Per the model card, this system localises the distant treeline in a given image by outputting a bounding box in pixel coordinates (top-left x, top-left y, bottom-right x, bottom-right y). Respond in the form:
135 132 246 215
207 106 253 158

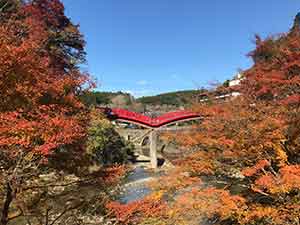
79 91 130 106
80 89 206 107
137 90 206 106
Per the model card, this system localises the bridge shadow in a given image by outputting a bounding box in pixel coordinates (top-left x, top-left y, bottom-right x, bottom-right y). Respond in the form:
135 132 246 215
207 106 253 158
130 157 165 167
157 158 165 167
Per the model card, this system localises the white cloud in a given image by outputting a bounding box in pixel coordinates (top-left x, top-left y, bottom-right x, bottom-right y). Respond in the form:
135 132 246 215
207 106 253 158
125 89 153 97
124 90 134 95
171 74 179 79
136 80 148 86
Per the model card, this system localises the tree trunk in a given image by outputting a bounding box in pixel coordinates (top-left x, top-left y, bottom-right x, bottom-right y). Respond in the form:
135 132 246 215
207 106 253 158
1 182 13 225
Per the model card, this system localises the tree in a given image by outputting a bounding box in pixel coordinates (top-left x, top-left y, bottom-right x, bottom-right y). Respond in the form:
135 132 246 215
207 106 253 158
86 109 134 166
291 12 300 32
0 0 21 15
0 1 90 224
23 0 86 70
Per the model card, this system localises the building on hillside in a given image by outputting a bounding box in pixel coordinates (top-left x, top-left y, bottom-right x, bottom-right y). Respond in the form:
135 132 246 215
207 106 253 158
198 73 243 103
229 73 243 87
228 72 243 97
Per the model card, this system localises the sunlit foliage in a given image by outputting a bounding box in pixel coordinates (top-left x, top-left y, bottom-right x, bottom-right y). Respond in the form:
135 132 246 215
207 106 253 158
0 1 92 224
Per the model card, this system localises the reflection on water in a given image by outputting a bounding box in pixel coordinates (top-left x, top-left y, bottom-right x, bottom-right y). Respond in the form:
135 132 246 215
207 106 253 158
118 167 153 204
117 166 249 206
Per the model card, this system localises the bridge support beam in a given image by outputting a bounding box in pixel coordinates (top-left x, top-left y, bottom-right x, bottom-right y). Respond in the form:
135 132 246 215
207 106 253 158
149 130 158 169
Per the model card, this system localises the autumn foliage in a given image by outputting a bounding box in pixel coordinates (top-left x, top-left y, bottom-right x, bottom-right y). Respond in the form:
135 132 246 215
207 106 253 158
0 1 93 224
0 0 90 157
2 1 300 224
106 192 167 225
109 14 300 225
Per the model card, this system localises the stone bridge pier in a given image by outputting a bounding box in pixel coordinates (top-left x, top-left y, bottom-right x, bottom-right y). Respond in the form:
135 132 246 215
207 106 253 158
116 127 187 169
116 128 160 168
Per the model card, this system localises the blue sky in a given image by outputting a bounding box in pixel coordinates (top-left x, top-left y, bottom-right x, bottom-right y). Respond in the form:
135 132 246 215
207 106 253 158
62 0 299 97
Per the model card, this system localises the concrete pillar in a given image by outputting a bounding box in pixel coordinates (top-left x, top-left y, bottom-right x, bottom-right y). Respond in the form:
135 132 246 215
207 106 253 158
149 129 158 169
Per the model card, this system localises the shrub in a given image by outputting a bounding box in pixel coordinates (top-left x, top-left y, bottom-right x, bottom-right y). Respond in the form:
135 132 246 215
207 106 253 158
86 109 134 166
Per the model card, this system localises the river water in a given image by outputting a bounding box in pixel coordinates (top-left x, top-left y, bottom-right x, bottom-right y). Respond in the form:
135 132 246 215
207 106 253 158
117 165 248 204
117 166 154 203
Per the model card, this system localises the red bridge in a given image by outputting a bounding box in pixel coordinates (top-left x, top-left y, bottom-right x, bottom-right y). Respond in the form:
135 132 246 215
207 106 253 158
99 107 202 169
102 108 202 128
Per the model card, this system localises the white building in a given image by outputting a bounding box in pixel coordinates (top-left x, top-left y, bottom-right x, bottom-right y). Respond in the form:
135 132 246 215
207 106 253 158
228 73 243 97
229 73 243 87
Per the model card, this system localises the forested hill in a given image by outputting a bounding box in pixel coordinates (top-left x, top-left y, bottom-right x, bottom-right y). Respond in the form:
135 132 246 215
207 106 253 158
80 89 204 107
137 90 204 106
79 91 133 106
